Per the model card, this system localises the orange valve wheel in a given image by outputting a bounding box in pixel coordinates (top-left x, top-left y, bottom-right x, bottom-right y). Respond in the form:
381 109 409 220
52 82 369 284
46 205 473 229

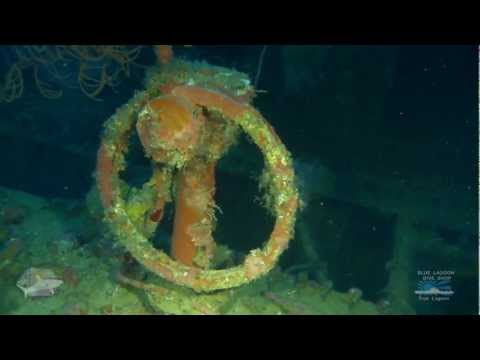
95 60 299 292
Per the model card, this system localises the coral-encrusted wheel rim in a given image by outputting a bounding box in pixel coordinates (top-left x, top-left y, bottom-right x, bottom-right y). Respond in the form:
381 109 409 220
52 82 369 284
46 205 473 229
96 85 299 292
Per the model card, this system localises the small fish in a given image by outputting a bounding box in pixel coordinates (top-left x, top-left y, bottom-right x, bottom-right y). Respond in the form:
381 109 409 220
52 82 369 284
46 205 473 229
16 267 63 298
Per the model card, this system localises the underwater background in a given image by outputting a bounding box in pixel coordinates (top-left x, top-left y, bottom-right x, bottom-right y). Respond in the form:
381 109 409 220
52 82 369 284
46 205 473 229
0 45 477 315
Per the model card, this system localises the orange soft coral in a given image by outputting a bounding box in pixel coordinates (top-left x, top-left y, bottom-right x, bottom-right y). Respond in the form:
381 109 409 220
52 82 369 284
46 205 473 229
137 95 203 165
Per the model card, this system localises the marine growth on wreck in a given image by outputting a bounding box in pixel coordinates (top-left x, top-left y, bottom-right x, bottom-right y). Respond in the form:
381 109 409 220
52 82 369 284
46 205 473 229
0 44 476 315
